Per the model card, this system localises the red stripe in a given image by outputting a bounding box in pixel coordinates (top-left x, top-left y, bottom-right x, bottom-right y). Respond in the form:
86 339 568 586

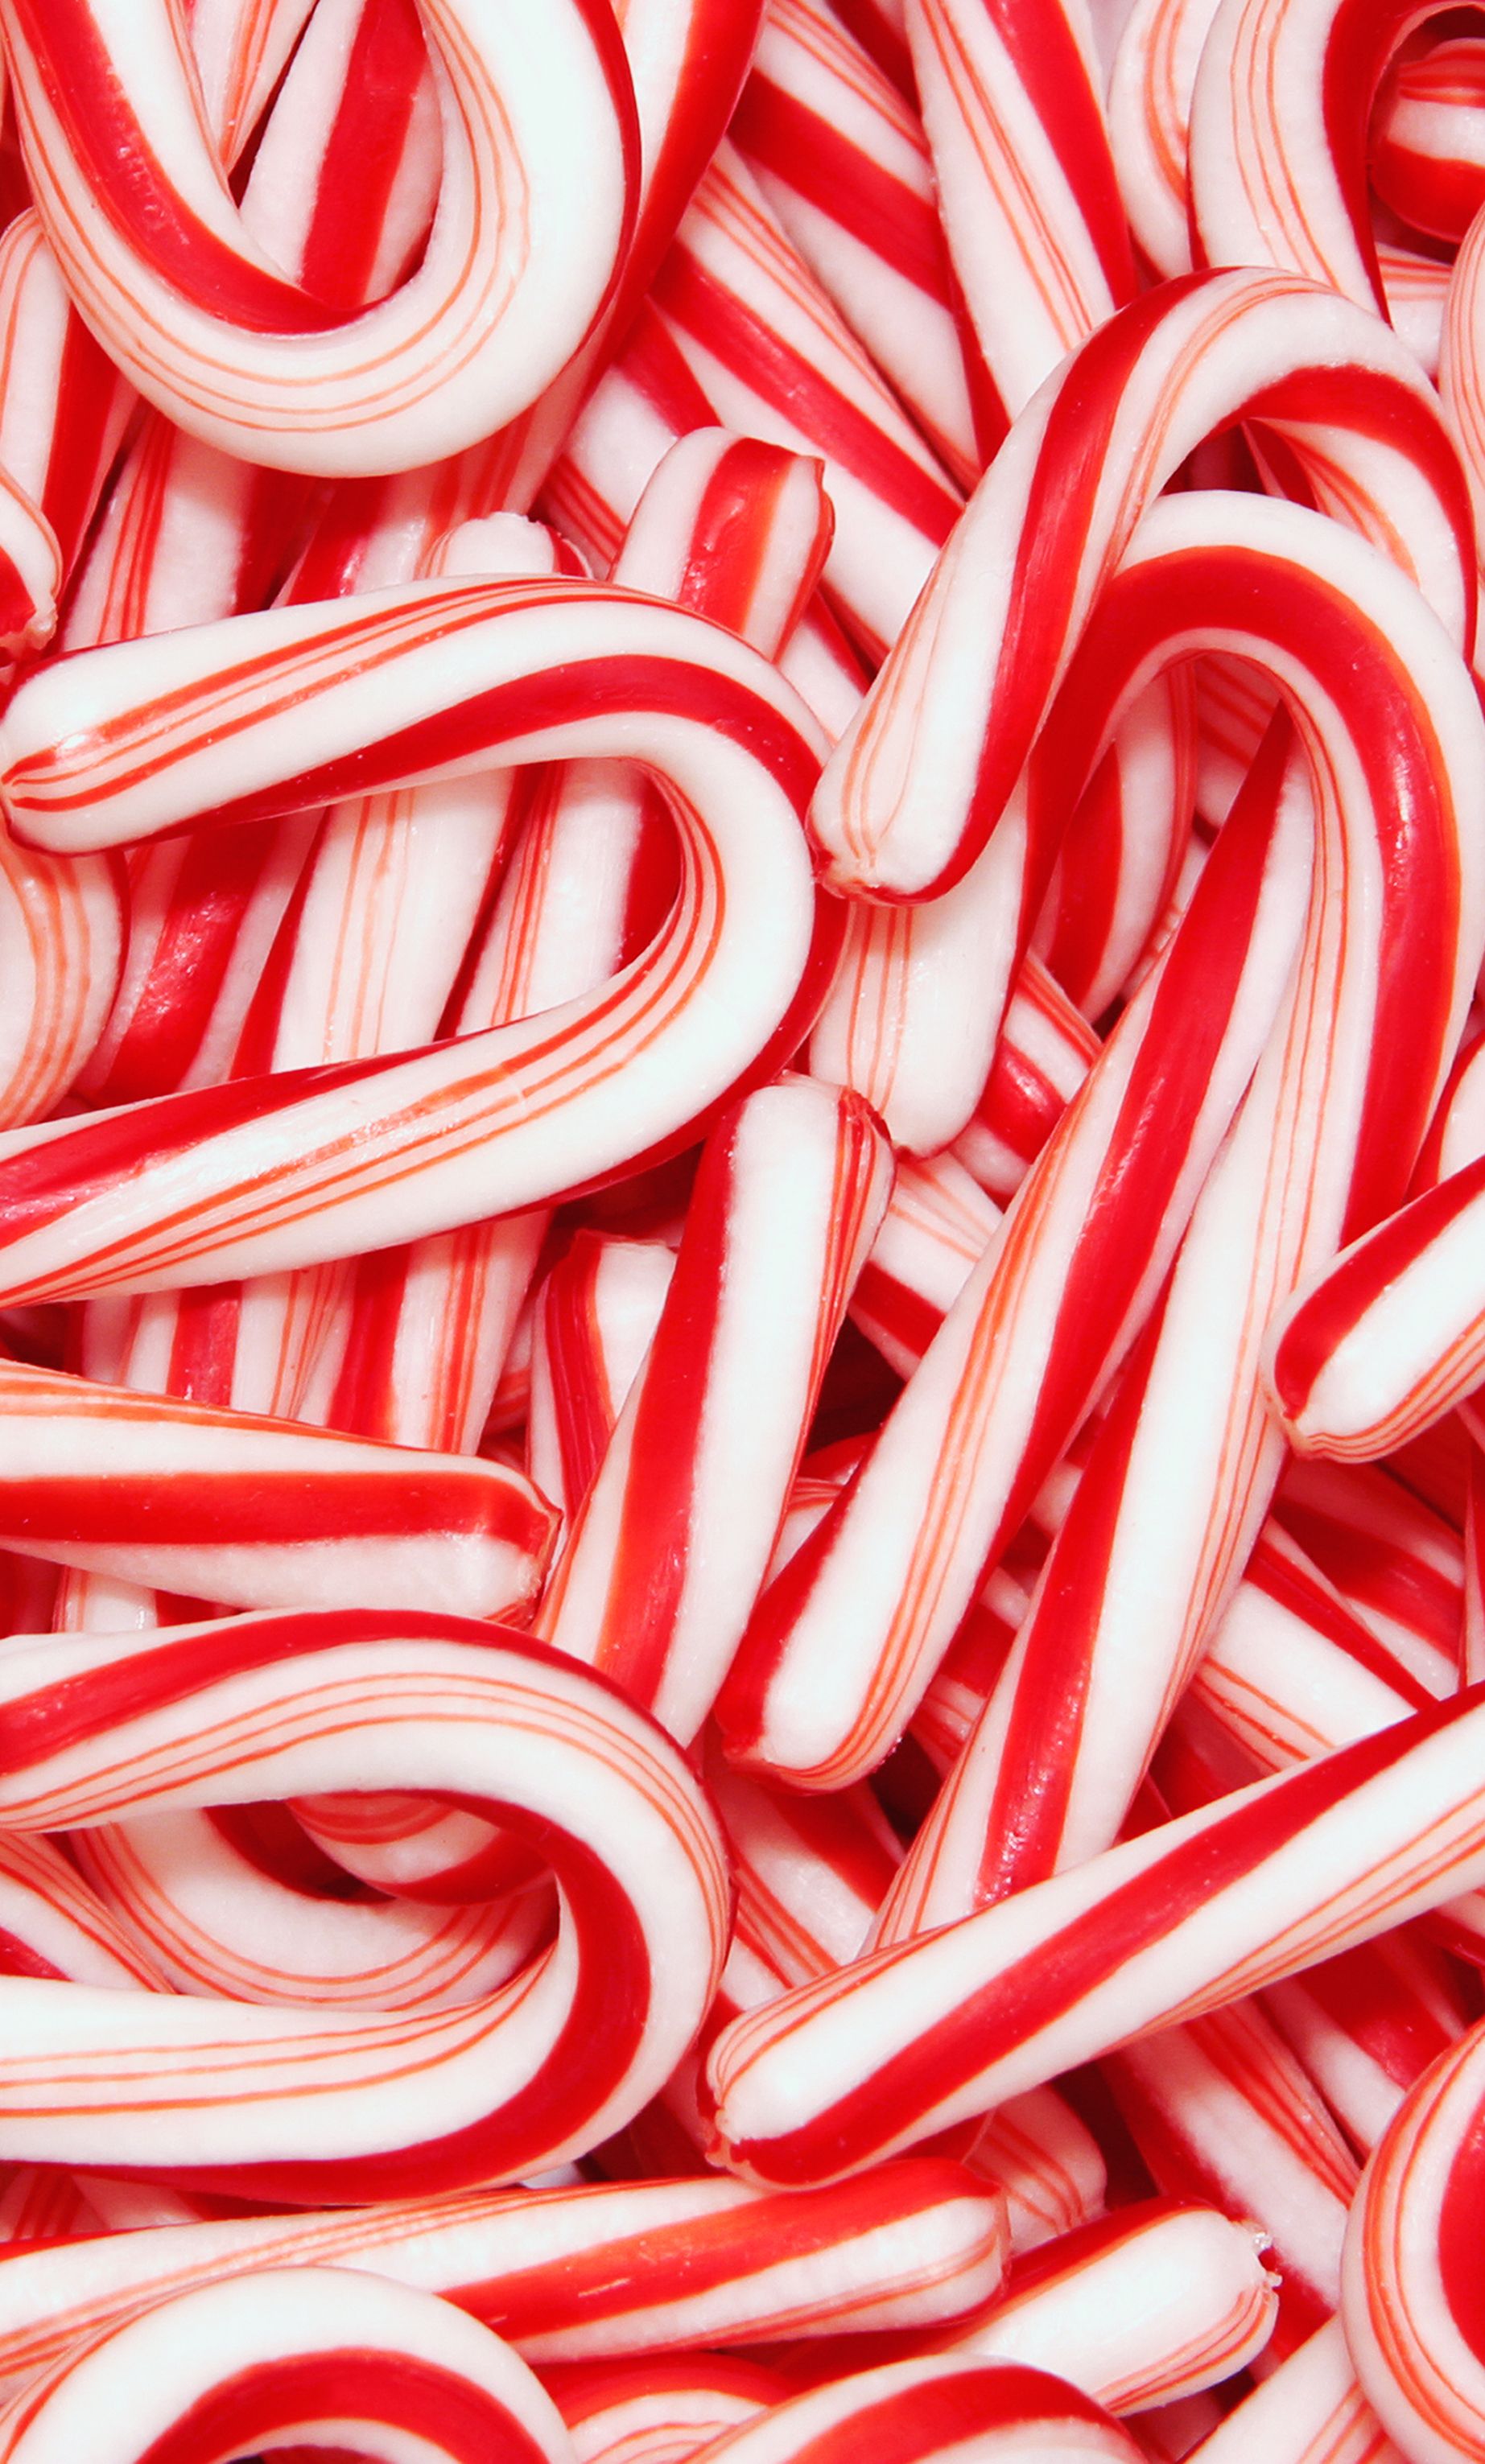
0 1462 548 1549
592 1103 740 1706
298 0 430 313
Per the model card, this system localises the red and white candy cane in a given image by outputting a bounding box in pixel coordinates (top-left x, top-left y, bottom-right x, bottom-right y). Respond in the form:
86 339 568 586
0 574 831 1300
848 1150 1000 1379
0 1613 728 2197
0 2160 1010 2394
707 1676 1485 2188
786 2202 1277 2417
1 0 640 473
904 0 1134 426
730 0 988 486
812 266 1475 903
1186 0 1444 323
1103 1999 1359 2352
953 954 1099 1203
0 1354 554 1616
859 485 1484 1889
716 590 1311 1790
1342 2014 1485 2462
952 2203 1277 2414
1185 2320 1400 2464
68 1794 552 2010
319 428 834 1467
0 2265 573 2464
965 2087 1106 2256
539 1077 893 1743
1264 1930 1472 2157
1267 1150 1485 1463
1274 1458 1463 1684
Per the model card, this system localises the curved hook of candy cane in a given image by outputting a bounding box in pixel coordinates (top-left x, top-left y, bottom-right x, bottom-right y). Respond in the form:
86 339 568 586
1341 2015 1485 2464
811 266 1474 900
0 2265 573 2464
1 0 641 474
1187 0 1435 318
1265 1153 1485 1463
0 1613 729 2196
0 577 829 1302
683 2355 1146 2464
720 481 1485 1796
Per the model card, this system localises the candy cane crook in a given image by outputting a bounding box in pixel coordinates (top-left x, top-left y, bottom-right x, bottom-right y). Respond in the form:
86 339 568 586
2 0 641 474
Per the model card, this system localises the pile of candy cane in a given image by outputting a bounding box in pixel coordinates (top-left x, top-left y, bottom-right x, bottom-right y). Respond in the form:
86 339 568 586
2 0 1485 2456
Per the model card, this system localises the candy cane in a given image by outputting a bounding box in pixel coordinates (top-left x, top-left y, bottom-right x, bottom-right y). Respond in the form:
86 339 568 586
0 2266 574 2464
539 1077 893 1742
1185 2320 1402 2464
731 0 987 485
313 429 834 1468
0 216 130 654
0 1355 553 1615
950 2204 1277 2414
1268 1152 1485 1461
0 1832 163 1991
707 1676 1485 2187
1342 2015 1485 2463
1102 2000 1359 2351
850 488 1483 1881
965 2088 1106 2256
715 604 1314 1791
2 0 641 474
952 954 1099 1203
811 268 1474 903
1273 1460 1462 1686
0 1613 728 2195
1372 38 1485 244
0 2161 1009 2392
234 0 441 316
68 1803 555 2010
903 0 1135 425
0 576 829 1301
1186 0 1429 319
